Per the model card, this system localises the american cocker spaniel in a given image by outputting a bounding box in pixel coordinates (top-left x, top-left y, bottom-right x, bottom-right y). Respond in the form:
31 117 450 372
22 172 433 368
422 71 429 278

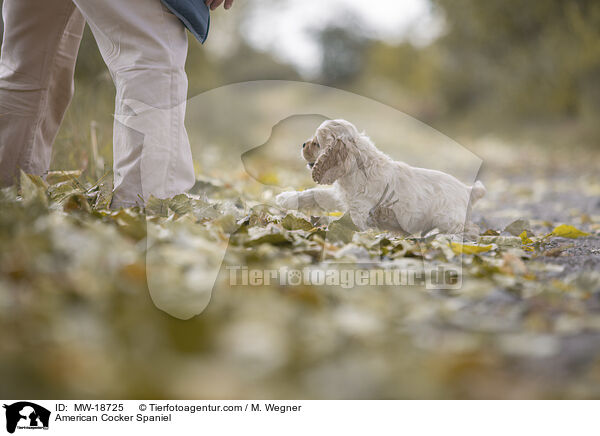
276 119 486 237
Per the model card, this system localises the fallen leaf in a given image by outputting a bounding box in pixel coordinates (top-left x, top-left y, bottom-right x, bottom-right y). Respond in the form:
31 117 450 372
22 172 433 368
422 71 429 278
327 214 358 244
245 224 291 247
281 214 313 231
548 224 590 239
168 194 193 215
519 230 533 245
450 242 493 255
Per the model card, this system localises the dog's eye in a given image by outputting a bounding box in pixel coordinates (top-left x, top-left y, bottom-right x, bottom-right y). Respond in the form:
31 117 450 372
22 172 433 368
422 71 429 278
302 142 306 148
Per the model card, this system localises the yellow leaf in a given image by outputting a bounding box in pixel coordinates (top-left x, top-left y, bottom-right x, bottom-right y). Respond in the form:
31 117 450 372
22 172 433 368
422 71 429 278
519 230 533 244
450 242 493 255
549 224 590 239
328 211 344 217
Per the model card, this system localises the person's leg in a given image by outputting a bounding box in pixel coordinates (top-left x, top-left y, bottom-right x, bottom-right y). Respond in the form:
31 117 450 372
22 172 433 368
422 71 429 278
0 0 85 186
73 0 195 207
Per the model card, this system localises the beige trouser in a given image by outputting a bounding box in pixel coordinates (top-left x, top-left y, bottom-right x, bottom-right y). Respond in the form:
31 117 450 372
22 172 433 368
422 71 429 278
0 0 195 206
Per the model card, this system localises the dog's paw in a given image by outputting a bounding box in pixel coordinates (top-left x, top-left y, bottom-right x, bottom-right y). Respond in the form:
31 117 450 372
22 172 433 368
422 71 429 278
276 191 299 210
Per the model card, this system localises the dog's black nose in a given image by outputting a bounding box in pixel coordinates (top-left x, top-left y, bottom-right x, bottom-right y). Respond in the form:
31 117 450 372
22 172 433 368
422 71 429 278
302 142 306 148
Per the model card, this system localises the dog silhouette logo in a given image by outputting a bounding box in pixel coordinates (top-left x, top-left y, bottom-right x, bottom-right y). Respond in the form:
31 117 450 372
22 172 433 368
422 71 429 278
3 402 50 434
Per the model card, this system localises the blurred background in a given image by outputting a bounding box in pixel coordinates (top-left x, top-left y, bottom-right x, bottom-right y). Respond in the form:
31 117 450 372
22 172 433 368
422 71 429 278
0 0 596 173
59 0 600 174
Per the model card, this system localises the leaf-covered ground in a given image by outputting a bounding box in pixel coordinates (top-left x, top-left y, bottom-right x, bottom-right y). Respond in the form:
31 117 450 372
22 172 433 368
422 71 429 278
1 141 600 399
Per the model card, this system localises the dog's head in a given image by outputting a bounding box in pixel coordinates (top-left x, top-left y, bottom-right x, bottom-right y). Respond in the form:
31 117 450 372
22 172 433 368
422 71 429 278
301 119 359 185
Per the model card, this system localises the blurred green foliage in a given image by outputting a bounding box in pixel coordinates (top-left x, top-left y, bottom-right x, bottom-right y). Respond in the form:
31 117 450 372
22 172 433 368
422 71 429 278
316 0 600 141
432 0 600 131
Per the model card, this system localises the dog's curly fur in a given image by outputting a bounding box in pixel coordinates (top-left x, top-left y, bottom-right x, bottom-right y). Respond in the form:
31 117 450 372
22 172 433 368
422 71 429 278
276 119 486 236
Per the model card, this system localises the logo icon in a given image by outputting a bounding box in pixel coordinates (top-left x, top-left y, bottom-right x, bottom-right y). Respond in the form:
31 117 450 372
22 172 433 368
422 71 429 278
3 402 50 434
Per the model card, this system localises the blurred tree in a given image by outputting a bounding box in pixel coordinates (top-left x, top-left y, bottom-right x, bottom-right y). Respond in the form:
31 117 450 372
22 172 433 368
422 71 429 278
431 0 600 126
341 0 600 141
317 26 370 85
313 10 371 86
358 41 444 122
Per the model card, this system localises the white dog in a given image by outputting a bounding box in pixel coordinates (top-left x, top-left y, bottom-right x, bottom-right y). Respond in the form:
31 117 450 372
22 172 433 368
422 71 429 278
276 119 485 237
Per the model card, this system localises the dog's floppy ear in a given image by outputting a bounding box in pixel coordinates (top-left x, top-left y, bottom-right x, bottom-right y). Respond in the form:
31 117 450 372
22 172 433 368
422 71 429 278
312 138 349 184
